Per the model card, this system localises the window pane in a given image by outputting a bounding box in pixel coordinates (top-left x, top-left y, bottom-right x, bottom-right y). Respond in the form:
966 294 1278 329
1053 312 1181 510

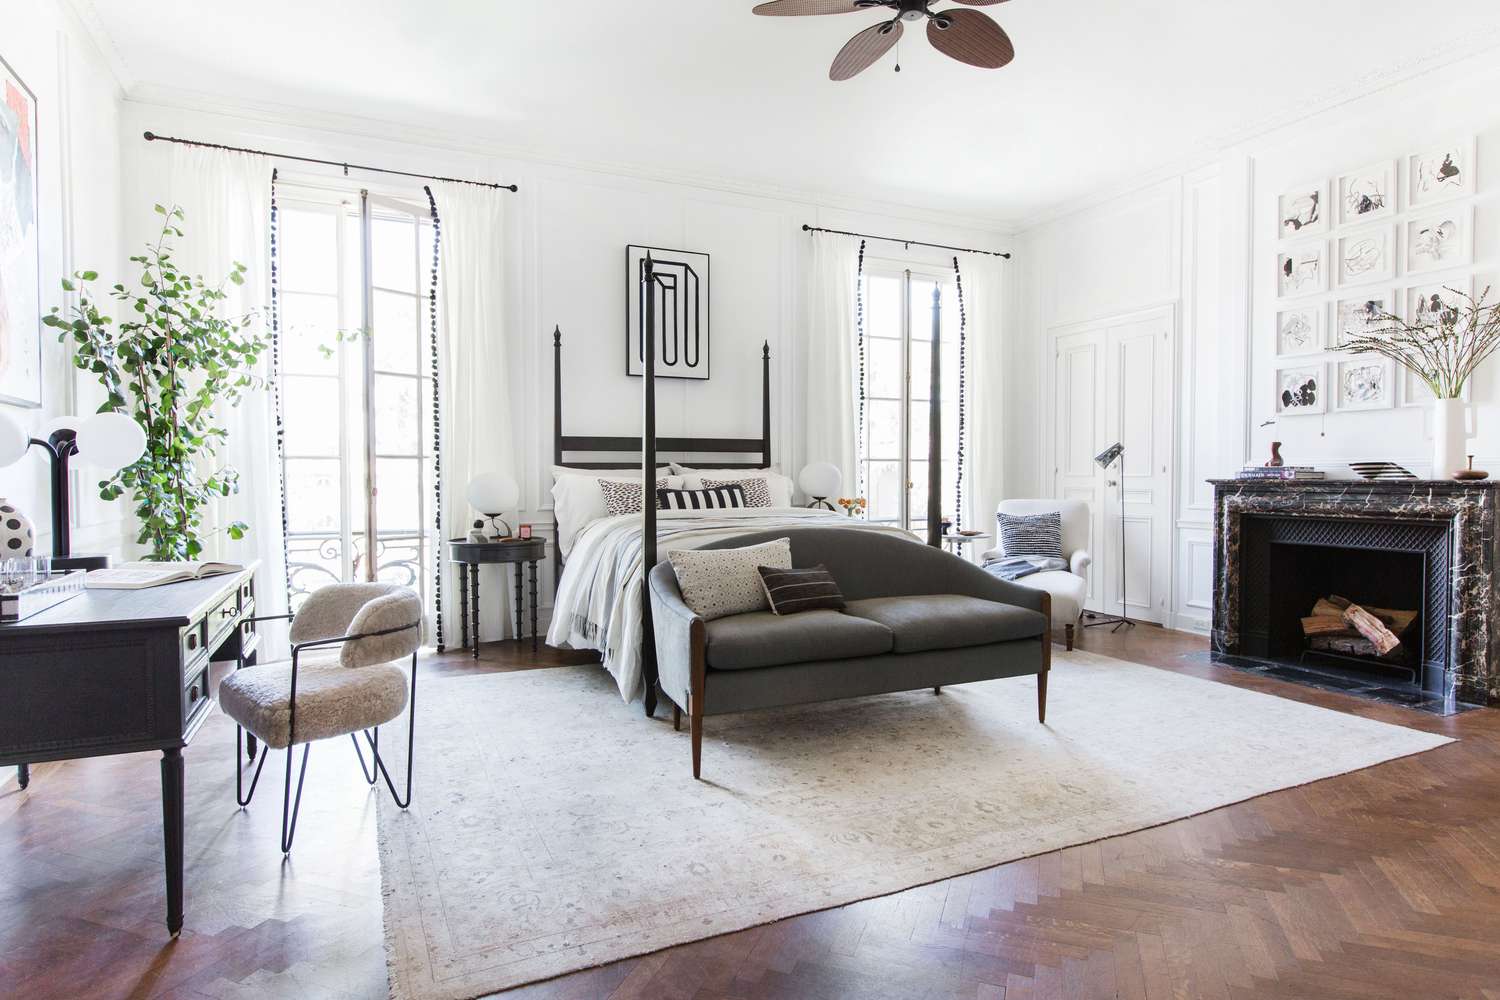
909 348 930 402
371 217 416 293
376 457 423 532
279 209 339 294
283 375 342 456
374 534 425 590
284 459 342 533
864 275 901 341
867 338 901 398
908 460 928 527
865 461 902 523
910 279 938 340
866 399 902 459
374 374 421 454
280 292 339 375
373 290 419 374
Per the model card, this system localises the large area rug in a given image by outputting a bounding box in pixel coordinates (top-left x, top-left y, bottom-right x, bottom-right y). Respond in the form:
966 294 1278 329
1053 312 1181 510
379 650 1451 1000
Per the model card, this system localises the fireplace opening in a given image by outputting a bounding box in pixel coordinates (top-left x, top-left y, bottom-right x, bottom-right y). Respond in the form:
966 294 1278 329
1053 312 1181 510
1264 543 1426 683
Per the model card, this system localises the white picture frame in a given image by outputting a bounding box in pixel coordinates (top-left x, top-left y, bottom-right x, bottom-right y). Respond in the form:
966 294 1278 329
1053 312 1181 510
1277 240 1326 298
1406 206 1473 274
1338 160 1397 226
1406 275 1474 325
1276 303 1323 356
1409 138 1475 208
1336 223 1397 287
1277 180 1328 239
1275 362 1326 416
1332 356 1395 412
1333 290 1396 348
1400 365 1472 407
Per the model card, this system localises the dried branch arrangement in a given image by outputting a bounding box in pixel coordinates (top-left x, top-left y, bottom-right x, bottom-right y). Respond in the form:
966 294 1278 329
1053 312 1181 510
1337 285 1500 399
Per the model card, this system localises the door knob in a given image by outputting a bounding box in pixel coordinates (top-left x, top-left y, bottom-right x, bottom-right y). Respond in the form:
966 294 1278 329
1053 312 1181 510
1107 479 1118 486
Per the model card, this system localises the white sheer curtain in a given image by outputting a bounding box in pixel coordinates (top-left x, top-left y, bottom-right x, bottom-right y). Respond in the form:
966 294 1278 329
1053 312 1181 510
803 234 860 498
430 181 516 641
964 253 1009 534
165 145 289 656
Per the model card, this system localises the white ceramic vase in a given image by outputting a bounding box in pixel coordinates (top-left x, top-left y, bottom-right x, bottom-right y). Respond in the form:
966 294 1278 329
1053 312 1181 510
1431 397 1468 481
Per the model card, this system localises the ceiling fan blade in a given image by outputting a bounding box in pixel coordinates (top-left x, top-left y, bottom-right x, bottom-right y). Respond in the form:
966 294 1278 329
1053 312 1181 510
948 0 1010 6
927 8 1014 69
752 0 872 15
830 19 902 80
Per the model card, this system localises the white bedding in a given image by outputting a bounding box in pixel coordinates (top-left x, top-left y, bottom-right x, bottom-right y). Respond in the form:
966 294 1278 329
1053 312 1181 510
545 507 917 702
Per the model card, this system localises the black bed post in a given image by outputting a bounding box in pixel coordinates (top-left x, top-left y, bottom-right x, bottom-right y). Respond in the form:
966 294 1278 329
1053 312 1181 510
762 340 772 468
553 326 564 593
927 285 942 547
640 255 660 718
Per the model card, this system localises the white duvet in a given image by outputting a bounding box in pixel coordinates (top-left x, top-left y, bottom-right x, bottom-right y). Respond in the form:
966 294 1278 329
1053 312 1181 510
546 508 916 702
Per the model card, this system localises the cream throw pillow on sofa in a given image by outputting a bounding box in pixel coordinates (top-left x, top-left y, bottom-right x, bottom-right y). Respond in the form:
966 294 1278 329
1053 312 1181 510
668 537 792 620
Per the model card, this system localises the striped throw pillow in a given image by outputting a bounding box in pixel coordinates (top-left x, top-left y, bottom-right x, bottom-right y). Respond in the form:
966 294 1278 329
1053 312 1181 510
756 564 846 615
657 485 747 510
599 478 670 516
702 476 771 507
997 511 1064 559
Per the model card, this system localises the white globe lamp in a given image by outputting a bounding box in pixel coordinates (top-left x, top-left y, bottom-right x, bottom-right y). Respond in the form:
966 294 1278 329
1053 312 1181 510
798 462 842 511
466 472 520 538
75 412 147 470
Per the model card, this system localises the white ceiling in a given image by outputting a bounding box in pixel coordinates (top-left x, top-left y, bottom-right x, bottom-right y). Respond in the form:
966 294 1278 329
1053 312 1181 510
77 0 1500 227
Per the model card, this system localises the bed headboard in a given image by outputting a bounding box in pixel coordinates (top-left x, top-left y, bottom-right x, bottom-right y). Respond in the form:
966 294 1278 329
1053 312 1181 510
552 327 772 472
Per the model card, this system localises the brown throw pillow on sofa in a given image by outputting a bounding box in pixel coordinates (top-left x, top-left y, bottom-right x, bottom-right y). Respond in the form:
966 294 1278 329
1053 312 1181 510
756 564 846 615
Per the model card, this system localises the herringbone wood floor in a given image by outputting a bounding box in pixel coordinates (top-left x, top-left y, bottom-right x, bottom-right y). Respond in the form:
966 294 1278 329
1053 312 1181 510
2 624 1496 1000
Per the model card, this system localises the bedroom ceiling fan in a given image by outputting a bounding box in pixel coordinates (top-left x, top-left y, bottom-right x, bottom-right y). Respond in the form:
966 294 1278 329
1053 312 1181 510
752 0 1016 81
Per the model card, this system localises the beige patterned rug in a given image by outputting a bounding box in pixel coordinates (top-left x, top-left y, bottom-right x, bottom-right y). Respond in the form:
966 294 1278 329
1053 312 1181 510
378 650 1450 1000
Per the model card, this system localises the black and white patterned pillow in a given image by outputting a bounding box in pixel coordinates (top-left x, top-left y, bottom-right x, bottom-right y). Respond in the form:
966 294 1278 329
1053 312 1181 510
598 478 669 516
997 511 1064 559
702 476 771 508
669 537 793 620
657 485 747 510
757 564 845 615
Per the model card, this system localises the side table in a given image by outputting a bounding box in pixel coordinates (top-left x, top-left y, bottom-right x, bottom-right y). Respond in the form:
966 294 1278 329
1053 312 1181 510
449 538 547 658
942 531 994 562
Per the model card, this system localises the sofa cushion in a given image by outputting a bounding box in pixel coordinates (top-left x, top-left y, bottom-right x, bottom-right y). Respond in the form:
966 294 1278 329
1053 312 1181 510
843 595 1046 653
704 609 893 671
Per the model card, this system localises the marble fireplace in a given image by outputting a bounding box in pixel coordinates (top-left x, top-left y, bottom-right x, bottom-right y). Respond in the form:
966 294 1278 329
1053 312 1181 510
1212 479 1500 707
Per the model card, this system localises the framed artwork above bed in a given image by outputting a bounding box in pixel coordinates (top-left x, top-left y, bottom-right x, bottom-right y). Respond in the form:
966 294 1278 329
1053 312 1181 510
626 244 710 380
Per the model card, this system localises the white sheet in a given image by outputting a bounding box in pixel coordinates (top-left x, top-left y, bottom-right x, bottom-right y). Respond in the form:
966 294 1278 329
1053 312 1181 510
545 508 917 702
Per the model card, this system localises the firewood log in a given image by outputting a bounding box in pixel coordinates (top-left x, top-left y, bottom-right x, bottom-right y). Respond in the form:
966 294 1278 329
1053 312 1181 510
1301 615 1358 637
1342 604 1401 655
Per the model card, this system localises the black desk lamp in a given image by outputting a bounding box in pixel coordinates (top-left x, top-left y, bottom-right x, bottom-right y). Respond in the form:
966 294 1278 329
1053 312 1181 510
1086 442 1134 633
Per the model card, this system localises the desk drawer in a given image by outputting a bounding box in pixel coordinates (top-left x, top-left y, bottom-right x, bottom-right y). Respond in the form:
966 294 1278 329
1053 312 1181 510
184 660 211 731
182 620 207 663
206 591 240 645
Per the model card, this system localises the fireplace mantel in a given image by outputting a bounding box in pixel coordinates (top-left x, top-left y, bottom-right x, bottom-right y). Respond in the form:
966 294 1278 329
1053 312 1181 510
1211 479 1499 706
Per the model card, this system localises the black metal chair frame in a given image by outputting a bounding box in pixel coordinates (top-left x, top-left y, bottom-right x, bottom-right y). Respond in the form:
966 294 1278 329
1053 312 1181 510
234 614 420 854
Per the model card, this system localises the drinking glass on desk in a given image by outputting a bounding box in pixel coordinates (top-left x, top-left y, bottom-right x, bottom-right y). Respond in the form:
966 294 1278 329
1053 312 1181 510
1 558 26 594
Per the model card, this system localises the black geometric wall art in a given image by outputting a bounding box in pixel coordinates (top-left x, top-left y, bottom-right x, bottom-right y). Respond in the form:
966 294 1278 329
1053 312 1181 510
626 244 710 380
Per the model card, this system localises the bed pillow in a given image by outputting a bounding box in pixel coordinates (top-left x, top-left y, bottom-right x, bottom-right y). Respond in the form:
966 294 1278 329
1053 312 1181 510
701 476 770 507
679 468 793 506
657 485 747 510
997 511 1064 560
756 564 846 615
598 478 671 516
551 471 682 556
668 537 792 620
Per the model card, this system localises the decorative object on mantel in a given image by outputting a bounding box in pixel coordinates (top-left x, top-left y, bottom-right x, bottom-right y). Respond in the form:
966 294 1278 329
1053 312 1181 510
797 462 841 510
1265 441 1284 467
466 472 521 539
1334 284 1500 480
626 244 709 380
1454 456 1489 482
1348 461 1417 481
1237 465 1324 481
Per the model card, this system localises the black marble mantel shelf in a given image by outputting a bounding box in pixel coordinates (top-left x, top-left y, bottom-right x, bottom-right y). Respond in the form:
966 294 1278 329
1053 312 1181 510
1211 477 1500 707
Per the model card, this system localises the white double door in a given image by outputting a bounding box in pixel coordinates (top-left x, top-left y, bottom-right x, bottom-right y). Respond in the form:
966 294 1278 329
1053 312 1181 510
1051 309 1174 625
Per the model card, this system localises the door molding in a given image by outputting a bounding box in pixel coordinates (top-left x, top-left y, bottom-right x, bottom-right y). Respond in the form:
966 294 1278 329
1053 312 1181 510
1043 303 1179 621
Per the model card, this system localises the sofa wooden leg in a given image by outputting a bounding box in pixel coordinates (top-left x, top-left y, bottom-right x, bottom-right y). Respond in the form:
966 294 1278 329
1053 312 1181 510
690 706 703 780
1037 669 1048 724
1039 593 1051 724
933 686 942 695
673 704 681 731
1065 623 1075 651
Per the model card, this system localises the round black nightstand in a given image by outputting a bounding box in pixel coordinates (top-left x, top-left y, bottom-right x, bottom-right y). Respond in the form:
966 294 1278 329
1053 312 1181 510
449 538 547 658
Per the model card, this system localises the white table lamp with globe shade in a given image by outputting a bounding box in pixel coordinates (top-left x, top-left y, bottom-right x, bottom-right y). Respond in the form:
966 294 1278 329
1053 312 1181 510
798 462 842 511
466 472 521 539
0 410 147 569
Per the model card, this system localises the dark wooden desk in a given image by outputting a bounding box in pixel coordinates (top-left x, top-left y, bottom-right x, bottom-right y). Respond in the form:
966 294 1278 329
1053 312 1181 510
450 538 545 656
0 565 259 936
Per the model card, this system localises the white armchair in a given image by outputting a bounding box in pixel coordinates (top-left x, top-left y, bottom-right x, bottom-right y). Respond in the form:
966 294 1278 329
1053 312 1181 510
982 499 1092 650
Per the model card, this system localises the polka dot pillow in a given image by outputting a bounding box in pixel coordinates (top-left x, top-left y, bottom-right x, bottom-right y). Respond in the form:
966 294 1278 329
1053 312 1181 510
668 537 793 620
598 478 670 516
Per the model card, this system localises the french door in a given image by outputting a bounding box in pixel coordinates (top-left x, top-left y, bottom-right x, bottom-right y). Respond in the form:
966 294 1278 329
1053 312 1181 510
1052 309 1173 623
276 186 437 611
858 265 964 533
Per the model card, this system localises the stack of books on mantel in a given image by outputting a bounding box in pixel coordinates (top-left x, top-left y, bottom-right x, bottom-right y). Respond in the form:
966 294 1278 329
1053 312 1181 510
1235 465 1326 481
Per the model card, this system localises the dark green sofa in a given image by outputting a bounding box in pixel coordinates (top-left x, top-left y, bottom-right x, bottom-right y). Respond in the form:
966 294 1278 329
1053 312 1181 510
647 527 1052 778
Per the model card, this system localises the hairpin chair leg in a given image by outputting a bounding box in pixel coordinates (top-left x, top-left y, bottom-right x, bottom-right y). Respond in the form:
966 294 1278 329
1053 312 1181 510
352 728 380 785
236 724 270 807
368 653 418 809
281 743 312 854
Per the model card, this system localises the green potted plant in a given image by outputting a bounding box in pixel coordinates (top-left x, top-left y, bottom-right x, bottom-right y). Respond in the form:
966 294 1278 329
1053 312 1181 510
44 205 268 560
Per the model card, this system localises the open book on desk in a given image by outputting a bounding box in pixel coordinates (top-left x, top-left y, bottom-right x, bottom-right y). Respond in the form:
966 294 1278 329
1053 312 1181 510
84 561 243 591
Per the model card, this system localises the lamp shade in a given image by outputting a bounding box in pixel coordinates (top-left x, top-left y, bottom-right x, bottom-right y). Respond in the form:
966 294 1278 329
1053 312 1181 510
466 472 519 514
798 461 842 499
1093 442 1124 469
0 411 27 467
76 412 147 470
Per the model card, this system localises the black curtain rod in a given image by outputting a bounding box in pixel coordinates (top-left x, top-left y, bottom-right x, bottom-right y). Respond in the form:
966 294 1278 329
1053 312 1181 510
142 131 519 192
801 223 1009 259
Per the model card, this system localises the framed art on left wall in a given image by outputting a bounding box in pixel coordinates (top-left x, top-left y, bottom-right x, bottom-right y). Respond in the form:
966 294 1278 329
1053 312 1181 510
0 54 40 407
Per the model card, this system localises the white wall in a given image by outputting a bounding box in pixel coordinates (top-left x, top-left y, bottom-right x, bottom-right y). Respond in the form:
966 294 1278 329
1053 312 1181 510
1012 48 1500 635
0 1 125 558
119 100 1010 636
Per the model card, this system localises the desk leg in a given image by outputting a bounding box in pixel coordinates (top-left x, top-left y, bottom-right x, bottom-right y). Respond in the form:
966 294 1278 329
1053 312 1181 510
514 563 523 646
457 565 469 650
16 764 29 789
160 747 185 936
529 560 539 654
471 565 480 661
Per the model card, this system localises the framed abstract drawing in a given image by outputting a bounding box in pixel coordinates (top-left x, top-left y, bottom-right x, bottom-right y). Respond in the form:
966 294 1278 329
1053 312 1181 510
625 244 710 381
1275 363 1325 416
1332 356 1395 412
1407 276 1473 326
1275 303 1323 356
0 54 41 407
1337 161 1396 226
1406 206 1473 274
1277 241 1326 298
1277 180 1328 238
1333 291 1395 348
1408 139 1474 209
1335 224 1397 288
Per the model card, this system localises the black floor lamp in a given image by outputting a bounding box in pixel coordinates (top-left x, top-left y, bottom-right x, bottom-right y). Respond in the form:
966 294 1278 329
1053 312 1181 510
1085 441 1134 633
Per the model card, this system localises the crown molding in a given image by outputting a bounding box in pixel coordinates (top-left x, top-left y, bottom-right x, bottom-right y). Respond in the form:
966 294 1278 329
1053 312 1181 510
121 84 1016 240
1012 24 1500 234
58 0 134 95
